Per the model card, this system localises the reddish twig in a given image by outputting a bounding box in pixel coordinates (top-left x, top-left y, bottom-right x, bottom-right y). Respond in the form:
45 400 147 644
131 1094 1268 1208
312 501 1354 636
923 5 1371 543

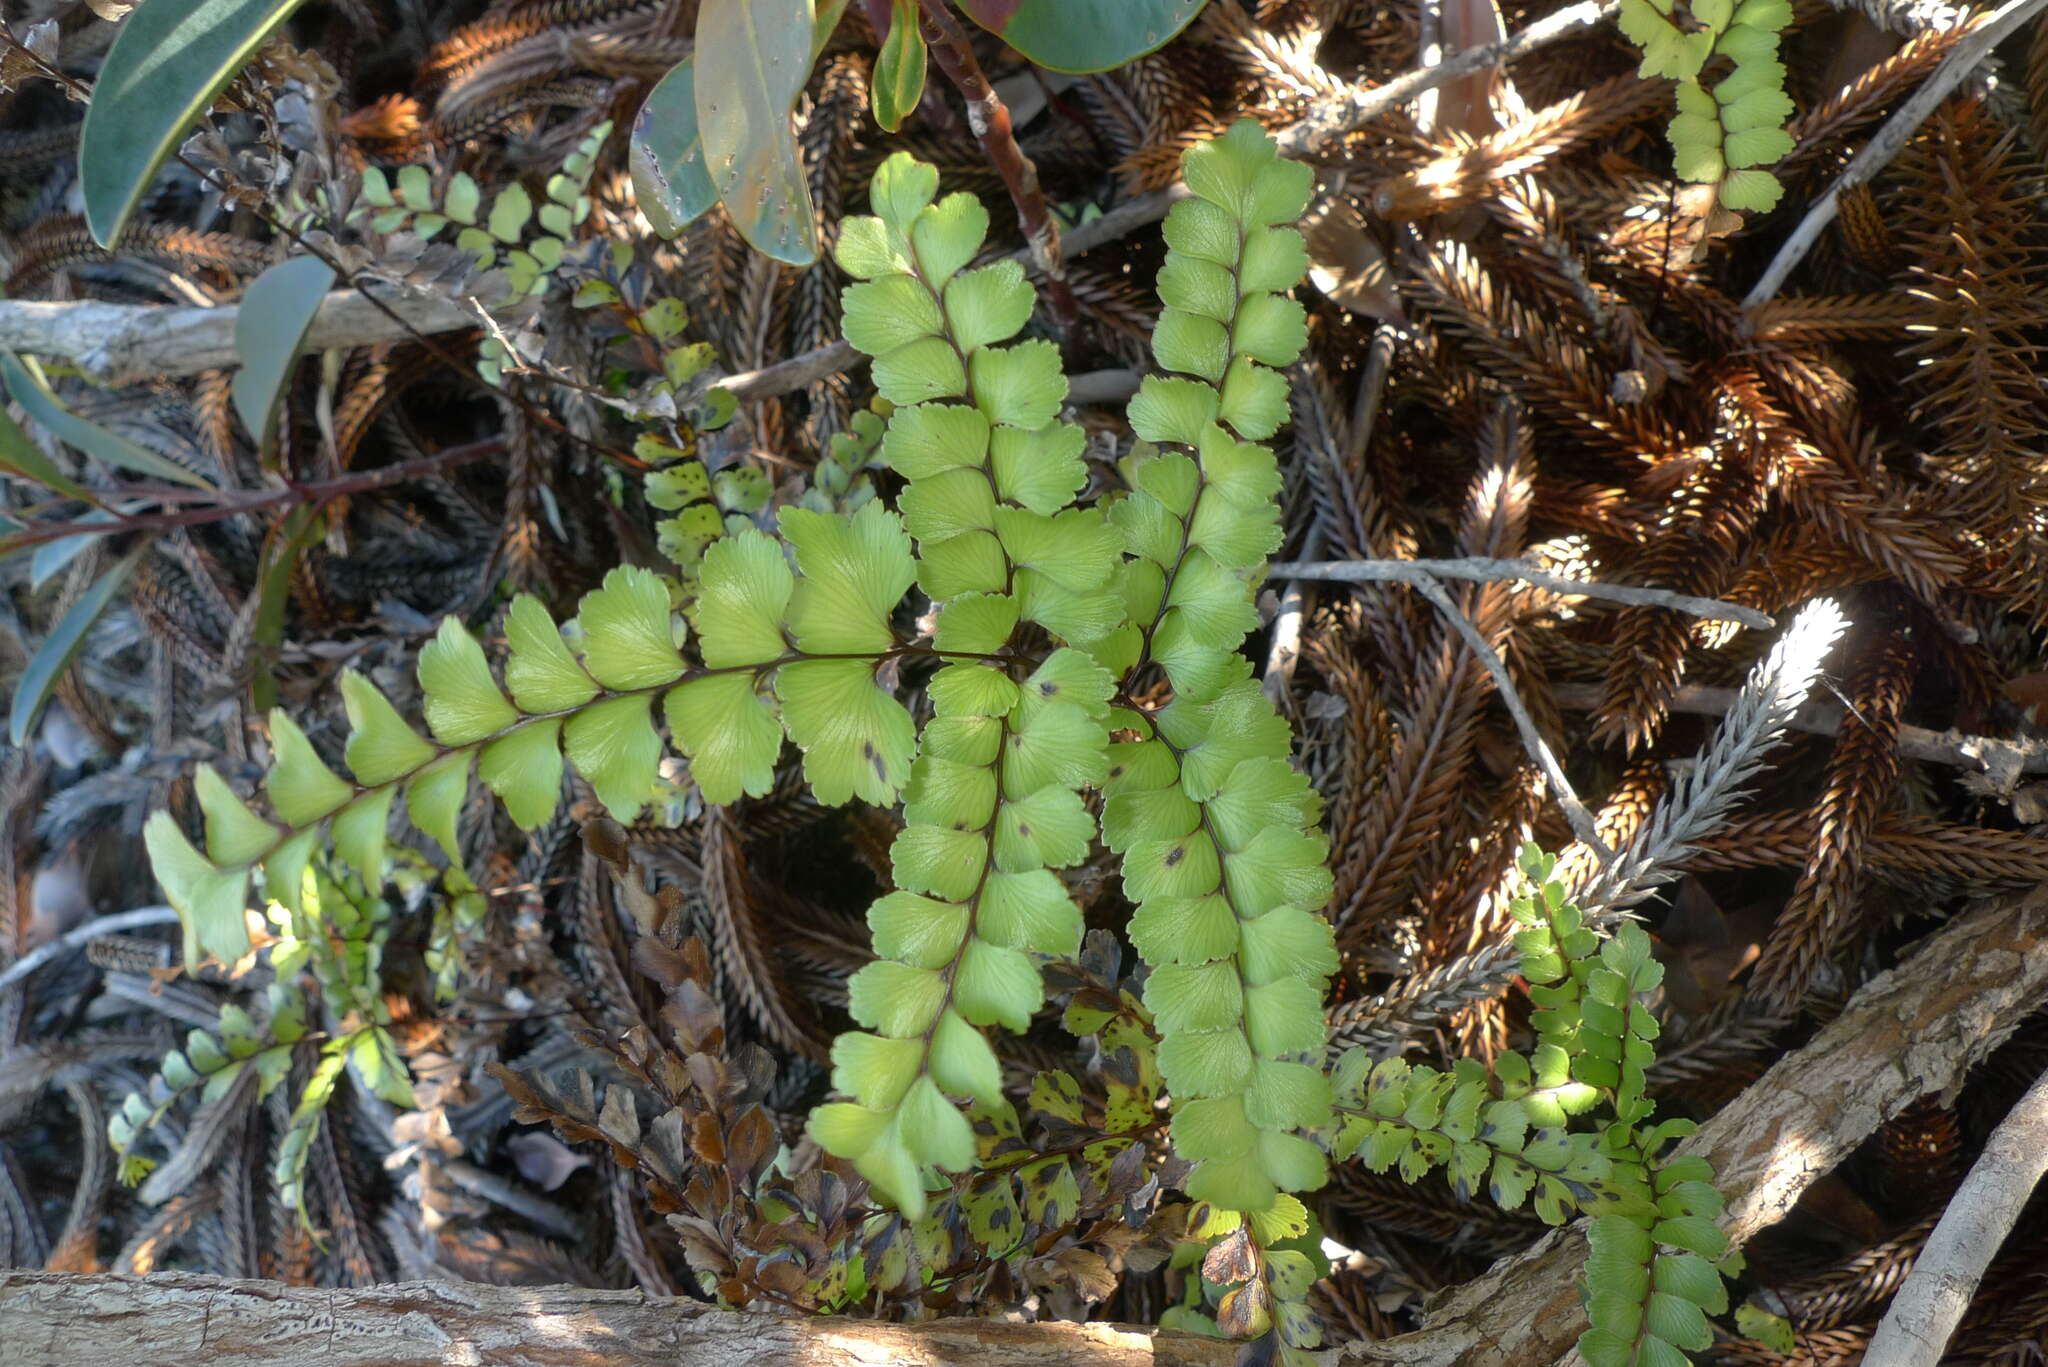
0 437 506 554
914 0 1077 326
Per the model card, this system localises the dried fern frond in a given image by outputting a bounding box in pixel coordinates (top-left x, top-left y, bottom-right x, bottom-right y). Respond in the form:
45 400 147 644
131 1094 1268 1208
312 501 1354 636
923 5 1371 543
1578 598 1850 916
1895 101 2048 552
1751 634 1913 1013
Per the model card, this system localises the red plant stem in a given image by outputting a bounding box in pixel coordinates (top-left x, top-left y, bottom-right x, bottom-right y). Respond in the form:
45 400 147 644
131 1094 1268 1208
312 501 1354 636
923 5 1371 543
0 438 506 552
914 0 1078 327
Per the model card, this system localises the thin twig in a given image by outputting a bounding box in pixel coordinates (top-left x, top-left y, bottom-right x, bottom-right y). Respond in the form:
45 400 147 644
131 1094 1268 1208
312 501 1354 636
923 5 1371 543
0 906 180 994
0 437 506 553
1550 682 2048 774
1740 0 2040 308
1863 1063 2048 1367
1276 0 1620 159
1265 327 1395 705
1267 556 1775 628
1401 570 1612 860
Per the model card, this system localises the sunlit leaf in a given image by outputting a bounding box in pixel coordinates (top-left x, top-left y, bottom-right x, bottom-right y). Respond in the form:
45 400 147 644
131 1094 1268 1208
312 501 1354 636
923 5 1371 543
696 0 824 264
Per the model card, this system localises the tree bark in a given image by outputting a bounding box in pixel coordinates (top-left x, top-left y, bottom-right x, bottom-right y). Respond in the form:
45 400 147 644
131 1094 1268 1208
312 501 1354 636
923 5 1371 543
4 886 2044 1366
0 1272 1240 1366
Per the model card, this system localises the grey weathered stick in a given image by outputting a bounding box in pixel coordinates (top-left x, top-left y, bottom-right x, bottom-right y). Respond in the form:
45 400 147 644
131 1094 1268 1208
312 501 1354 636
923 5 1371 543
1268 556 1775 628
0 291 501 388
1741 0 2042 308
0 1273 1245 1367
1550 681 2048 774
1863 1063 2048 1367
715 339 861 403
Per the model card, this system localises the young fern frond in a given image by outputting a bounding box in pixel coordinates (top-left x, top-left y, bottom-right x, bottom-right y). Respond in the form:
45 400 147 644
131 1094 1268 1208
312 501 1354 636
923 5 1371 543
807 152 1117 1216
1332 847 1738 1367
1616 0 1795 212
1096 123 1335 1350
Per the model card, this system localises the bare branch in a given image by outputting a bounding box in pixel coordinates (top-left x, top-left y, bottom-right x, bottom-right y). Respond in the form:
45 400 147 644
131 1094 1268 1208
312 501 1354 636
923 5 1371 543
0 289 511 388
1267 556 1774 628
0 1273 1244 1367
1864 1063 2048 1367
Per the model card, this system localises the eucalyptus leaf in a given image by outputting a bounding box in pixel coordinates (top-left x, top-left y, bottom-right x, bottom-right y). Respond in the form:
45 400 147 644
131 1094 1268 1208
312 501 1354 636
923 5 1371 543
29 510 125 590
78 0 311 247
10 545 143 746
871 0 927 133
232 256 337 450
0 352 216 490
0 403 91 501
630 58 718 238
695 0 826 264
956 0 1209 73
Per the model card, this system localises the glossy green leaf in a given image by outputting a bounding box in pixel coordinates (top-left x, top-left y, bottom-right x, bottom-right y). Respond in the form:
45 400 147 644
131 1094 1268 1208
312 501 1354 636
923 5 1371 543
0 403 90 501
0 353 215 490
871 0 927 133
956 0 1211 74
232 256 336 450
696 0 821 264
10 546 141 747
78 0 310 247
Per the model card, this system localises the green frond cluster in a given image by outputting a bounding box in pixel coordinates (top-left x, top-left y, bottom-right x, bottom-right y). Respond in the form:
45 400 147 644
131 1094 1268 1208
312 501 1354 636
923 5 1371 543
136 122 1755 1363
143 533 916 967
1331 846 1738 1367
358 122 609 304
1617 0 1794 212
360 123 611 384
808 150 1117 1215
108 862 422 1224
